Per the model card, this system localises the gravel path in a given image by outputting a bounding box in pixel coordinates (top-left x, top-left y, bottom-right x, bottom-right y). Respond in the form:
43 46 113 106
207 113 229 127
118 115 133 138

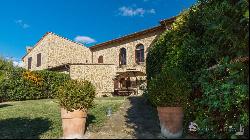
86 96 164 139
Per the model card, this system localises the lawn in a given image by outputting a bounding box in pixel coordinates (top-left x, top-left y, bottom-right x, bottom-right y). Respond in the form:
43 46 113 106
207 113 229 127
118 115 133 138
0 97 125 139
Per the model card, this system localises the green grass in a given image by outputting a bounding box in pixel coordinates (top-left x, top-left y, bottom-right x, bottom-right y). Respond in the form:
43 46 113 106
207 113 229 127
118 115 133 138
0 97 125 139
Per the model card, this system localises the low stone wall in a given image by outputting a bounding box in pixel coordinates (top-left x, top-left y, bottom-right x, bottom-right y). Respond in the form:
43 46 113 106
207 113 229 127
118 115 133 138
70 64 116 97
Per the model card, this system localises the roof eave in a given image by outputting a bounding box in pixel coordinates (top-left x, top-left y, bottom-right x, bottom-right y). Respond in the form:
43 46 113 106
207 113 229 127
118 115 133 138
159 16 177 25
89 25 165 50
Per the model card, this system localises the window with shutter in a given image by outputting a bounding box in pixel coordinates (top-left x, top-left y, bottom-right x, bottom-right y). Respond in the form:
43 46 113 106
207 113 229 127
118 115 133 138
37 53 41 67
28 57 32 70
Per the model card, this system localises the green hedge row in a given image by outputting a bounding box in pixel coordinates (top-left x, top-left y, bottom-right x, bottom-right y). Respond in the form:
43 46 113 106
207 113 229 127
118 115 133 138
0 58 70 102
147 0 249 138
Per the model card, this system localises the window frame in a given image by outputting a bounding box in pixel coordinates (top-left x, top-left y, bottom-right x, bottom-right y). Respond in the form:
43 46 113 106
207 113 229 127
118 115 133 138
119 48 127 66
37 53 41 67
28 57 32 70
135 44 144 64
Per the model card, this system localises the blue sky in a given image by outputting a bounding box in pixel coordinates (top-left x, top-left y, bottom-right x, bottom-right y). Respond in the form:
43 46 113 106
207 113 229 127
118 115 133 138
0 0 196 63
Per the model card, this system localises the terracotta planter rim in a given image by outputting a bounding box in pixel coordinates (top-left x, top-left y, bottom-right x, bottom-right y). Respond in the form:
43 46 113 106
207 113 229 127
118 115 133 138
61 108 87 119
60 107 87 111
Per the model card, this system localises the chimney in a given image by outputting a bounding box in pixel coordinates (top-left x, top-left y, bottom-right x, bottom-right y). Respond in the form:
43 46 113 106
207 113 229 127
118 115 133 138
26 46 33 53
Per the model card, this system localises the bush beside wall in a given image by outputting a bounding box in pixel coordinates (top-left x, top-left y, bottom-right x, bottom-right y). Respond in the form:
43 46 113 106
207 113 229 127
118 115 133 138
0 58 70 102
147 0 249 138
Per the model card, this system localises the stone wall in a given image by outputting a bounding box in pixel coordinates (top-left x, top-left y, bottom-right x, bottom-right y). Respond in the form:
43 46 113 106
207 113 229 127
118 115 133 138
22 34 50 71
22 32 92 71
47 33 92 68
90 30 162 72
70 64 116 96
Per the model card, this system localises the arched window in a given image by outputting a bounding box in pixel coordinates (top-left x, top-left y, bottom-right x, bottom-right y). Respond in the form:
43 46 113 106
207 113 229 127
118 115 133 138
98 55 103 63
135 44 144 63
119 48 126 65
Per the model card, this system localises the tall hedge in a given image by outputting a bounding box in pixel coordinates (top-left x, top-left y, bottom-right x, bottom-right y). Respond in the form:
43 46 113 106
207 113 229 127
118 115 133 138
147 0 249 138
0 58 70 101
32 70 70 99
0 57 14 102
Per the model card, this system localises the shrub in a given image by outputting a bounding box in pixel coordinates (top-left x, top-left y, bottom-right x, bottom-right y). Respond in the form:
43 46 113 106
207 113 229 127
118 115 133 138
0 57 13 82
146 30 172 81
0 64 70 101
35 70 70 98
0 57 13 102
56 80 96 112
1 68 45 101
0 67 35 101
194 60 249 138
146 0 249 138
148 67 191 107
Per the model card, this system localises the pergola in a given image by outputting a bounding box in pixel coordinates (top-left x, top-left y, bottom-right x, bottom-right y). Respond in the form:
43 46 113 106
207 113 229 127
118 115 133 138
114 70 146 96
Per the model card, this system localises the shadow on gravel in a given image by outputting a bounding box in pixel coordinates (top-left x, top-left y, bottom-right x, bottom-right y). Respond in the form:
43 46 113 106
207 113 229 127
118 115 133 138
125 96 161 139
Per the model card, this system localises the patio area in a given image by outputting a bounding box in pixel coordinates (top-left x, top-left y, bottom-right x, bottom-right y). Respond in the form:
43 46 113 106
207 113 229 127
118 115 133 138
113 70 146 96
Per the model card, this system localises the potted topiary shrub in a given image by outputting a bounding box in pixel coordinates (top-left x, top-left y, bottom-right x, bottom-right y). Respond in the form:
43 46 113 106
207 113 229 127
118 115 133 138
56 80 96 139
148 68 191 138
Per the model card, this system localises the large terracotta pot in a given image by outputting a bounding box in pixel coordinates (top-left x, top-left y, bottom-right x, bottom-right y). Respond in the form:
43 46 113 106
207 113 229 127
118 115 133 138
157 107 184 138
61 108 87 139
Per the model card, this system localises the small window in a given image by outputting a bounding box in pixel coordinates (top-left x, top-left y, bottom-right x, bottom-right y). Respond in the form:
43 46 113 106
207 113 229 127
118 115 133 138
98 56 103 63
28 57 32 70
37 53 41 67
119 48 126 65
135 44 144 63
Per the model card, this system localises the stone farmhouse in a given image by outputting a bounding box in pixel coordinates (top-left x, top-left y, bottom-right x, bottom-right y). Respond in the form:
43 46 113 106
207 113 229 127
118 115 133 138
22 17 175 97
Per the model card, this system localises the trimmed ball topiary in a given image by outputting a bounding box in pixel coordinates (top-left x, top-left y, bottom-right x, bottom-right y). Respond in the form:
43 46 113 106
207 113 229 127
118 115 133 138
56 80 96 112
148 67 191 107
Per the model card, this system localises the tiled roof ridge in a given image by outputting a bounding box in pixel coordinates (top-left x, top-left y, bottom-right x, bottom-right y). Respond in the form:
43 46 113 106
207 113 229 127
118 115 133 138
48 32 86 47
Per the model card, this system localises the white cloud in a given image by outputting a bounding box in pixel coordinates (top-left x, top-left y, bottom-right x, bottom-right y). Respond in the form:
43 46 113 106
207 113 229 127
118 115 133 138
13 60 24 67
148 9 156 14
118 6 156 17
22 24 30 29
15 19 30 29
119 7 145 16
74 36 96 44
